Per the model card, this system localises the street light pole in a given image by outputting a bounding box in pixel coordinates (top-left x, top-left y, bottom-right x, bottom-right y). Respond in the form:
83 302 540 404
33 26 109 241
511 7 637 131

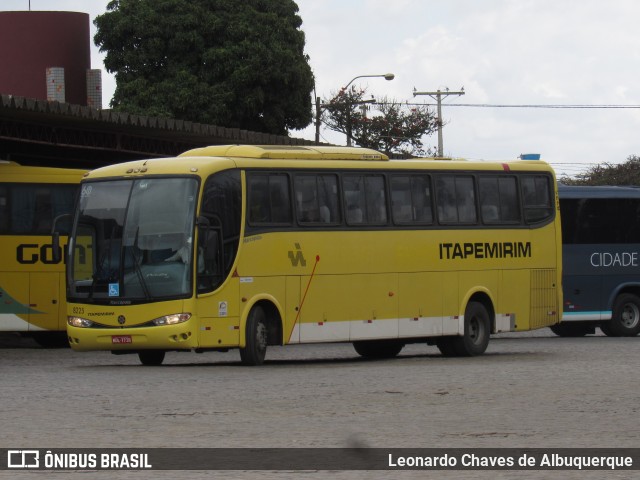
315 73 395 146
343 73 395 91
344 73 394 147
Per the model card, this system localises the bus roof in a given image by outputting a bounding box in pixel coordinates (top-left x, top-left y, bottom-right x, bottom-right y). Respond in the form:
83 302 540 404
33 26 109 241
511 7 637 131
0 161 88 181
81 145 556 180
558 183 640 199
180 144 389 161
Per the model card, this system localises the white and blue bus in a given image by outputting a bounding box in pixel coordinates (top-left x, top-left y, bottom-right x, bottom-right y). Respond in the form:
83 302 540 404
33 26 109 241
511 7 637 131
555 184 640 337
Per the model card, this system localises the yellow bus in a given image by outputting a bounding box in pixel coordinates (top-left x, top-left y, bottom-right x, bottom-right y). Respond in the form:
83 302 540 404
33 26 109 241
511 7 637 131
0 161 86 346
64 145 562 365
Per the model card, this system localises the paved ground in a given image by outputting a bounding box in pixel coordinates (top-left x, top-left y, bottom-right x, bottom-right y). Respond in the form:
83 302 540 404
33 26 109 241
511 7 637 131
1 329 638 479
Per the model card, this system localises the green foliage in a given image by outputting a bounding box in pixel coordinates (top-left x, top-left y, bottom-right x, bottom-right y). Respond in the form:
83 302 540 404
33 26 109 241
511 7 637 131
95 0 315 135
322 87 439 156
561 155 640 185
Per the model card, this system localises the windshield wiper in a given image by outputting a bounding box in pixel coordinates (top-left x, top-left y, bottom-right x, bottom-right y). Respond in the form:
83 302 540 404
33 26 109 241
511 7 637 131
89 221 116 300
129 225 152 300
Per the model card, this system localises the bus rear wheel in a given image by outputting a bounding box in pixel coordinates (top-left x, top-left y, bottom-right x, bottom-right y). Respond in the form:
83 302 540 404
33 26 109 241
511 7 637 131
353 340 404 359
448 301 491 356
138 350 165 366
607 294 640 337
240 305 267 366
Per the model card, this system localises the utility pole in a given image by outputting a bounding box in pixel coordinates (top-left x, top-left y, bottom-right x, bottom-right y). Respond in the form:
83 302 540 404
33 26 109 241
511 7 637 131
413 88 464 157
315 96 322 145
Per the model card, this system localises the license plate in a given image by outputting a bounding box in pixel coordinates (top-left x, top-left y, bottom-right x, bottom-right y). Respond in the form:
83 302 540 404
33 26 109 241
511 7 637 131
111 335 132 344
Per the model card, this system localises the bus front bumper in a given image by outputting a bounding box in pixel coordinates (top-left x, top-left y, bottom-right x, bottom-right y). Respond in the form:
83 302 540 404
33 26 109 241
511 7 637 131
67 322 197 352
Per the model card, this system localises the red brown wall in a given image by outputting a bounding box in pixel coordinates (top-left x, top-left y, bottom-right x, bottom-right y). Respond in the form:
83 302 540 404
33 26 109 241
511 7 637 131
0 11 90 105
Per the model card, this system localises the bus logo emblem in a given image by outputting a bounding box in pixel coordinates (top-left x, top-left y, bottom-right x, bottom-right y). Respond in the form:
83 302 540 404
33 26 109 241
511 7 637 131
288 243 306 267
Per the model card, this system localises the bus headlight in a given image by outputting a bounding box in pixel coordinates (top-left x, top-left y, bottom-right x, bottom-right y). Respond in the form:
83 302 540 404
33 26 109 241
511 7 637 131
68 316 94 328
152 313 191 326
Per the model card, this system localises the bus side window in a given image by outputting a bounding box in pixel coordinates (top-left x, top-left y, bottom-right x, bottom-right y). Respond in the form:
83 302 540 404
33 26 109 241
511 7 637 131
269 175 291 223
197 228 219 291
294 173 340 225
343 174 387 226
412 175 433 223
391 176 412 223
365 176 387 224
295 175 320 223
479 175 520 224
455 176 476 223
0 186 7 233
498 176 520 222
199 170 242 293
10 185 35 233
522 175 553 224
248 176 269 223
391 175 433 225
343 176 365 225
318 174 340 223
436 175 476 224
247 173 291 225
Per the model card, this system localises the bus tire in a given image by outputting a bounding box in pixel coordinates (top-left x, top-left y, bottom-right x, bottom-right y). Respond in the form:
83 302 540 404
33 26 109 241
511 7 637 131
608 293 640 337
240 305 267 366
353 340 404 359
451 301 491 356
138 350 165 366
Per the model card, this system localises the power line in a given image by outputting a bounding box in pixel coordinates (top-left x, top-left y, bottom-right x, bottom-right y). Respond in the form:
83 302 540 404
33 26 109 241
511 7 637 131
313 99 640 109
382 103 640 109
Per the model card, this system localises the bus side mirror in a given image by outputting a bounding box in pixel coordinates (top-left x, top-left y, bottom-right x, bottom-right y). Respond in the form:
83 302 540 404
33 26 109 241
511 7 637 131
52 231 62 264
51 213 71 264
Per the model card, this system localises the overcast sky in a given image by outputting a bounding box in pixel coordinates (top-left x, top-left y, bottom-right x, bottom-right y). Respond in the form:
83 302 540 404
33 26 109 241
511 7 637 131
4 0 640 177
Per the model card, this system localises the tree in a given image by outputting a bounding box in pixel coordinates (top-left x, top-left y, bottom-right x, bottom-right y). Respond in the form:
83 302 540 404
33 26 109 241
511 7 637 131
94 0 315 135
321 87 439 156
561 155 640 185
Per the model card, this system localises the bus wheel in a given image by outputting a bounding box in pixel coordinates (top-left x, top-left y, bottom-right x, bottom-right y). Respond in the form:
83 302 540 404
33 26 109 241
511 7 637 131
138 350 165 366
240 305 267 366
353 340 404 359
451 301 490 356
608 294 640 336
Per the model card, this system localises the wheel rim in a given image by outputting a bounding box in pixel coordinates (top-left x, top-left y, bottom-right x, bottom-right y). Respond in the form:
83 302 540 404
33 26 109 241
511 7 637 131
469 316 483 345
621 303 640 329
256 321 267 353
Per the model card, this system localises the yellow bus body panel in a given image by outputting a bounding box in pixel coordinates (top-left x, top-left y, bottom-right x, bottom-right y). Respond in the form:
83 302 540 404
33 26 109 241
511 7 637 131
0 162 86 333
65 146 562 352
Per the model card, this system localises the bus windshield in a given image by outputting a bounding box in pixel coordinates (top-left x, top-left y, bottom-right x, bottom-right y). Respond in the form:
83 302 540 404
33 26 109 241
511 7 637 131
68 177 198 303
